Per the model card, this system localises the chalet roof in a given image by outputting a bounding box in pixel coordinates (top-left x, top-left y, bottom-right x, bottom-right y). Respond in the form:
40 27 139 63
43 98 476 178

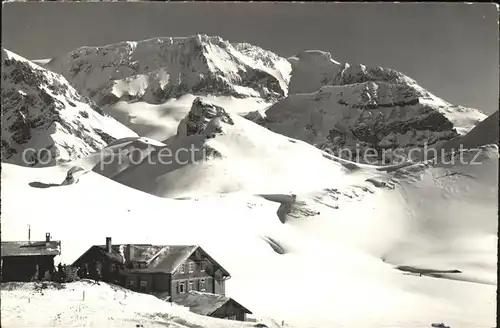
1 241 61 257
137 245 198 274
173 291 252 316
73 244 230 276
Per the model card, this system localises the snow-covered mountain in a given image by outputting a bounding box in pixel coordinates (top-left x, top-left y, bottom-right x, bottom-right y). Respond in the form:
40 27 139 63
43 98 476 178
1 35 497 328
246 50 486 164
46 35 291 106
1 49 137 167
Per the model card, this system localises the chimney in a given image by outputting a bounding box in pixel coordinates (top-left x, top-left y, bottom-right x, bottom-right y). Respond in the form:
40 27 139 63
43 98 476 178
125 244 134 263
45 233 51 245
105 237 112 253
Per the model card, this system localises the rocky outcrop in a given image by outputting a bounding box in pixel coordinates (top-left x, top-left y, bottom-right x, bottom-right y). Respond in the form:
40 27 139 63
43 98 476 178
187 98 234 135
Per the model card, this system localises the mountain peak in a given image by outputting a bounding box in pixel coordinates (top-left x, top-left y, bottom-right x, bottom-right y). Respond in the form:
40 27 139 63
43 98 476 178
177 97 234 137
292 50 341 65
247 48 486 165
45 35 292 106
1 48 137 166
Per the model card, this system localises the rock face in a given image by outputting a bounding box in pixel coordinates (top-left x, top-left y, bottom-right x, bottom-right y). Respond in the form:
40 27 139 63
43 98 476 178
175 97 233 136
46 35 292 105
181 97 235 136
1 49 137 167
248 50 486 165
174 97 237 160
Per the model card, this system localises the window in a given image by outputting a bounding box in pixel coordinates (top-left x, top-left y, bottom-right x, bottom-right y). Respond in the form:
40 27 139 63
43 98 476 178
178 281 185 294
188 280 194 292
139 280 147 293
127 279 136 291
200 261 206 272
179 264 185 274
188 262 194 273
199 279 206 292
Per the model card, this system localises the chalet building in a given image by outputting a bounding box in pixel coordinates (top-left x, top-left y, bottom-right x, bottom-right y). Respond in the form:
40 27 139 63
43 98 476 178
174 291 252 321
72 238 231 298
1 233 61 282
72 238 252 320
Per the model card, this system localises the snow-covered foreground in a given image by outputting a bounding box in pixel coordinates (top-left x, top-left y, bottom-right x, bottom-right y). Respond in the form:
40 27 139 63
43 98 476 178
0 281 263 328
1 143 497 328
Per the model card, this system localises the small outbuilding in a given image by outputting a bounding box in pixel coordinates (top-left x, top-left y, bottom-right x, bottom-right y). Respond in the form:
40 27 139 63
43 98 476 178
173 291 252 321
1 233 61 282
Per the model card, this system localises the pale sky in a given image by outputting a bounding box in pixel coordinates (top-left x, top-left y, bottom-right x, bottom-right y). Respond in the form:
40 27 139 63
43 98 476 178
2 2 498 115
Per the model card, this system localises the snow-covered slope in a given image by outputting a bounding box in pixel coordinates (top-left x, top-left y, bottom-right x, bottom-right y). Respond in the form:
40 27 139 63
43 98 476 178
1 49 137 167
0 281 261 328
247 50 486 164
1 141 497 327
46 35 292 106
79 97 371 198
106 93 273 142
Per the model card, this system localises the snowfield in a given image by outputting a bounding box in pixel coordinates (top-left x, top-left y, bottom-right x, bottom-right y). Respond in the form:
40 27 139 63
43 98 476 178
106 94 273 142
84 97 373 198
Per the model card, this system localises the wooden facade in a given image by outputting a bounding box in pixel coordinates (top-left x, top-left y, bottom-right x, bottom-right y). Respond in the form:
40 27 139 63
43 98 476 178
210 298 249 321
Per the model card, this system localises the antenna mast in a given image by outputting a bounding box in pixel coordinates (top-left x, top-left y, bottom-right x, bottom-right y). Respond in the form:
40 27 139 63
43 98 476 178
28 224 31 244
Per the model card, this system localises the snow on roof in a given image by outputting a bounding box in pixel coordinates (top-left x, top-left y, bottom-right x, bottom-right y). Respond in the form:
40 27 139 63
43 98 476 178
173 291 252 316
1 241 61 257
78 244 227 275
144 245 199 273
111 244 166 263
